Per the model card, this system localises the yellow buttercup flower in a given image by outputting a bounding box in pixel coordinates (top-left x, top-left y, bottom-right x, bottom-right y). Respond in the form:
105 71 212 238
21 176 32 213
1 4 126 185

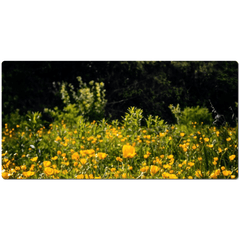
195 170 202 178
222 170 232 177
2 172 9 179
116 157 123 162
77 174 84 179
44 167 54 176
23 171 35 178
122 144 136 158
21 165 27 171
80 158 87 165
150 165 160 175
31 157 38 162
128 165 133 170
140 167 148 173
229 155 236 161
72 152 80 161
43 161 51 167
122 173 127 179
97 152 108 160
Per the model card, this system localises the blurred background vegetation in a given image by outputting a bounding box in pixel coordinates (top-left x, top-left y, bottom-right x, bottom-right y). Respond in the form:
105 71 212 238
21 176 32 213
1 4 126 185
2 61 238 126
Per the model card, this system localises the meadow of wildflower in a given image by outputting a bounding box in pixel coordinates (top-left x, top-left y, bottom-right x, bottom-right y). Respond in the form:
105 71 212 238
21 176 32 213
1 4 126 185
2 106 238 179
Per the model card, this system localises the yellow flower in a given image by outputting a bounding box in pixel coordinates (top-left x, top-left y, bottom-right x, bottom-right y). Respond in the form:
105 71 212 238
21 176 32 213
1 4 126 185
77 174 84 179
140 167 147 173
80 158 87 165
188 176 193 179
122 144 136 158
57 151 61 155
122 173 127 179
229 155 236 161
195 170 202 178
51 156 58 160
2 172 9 179
116 157 123 162
150 165 160 175
31 157 38 162
188 162 194 167
97 152 108 160
226 137 231 142
180 133 185 137
74 162 78 167
23 171 35 178
128 166 133 170
55 136 61 141
44 167 54 176
222 170 231 177
43 161 51 167
95 176 101 179
231 175 236 179
72 152 80 161
15 166 20 171
53 169 60 174
210 173 217 179
169 174 178 179
21 165 27 171
204 138 209 142
213 157 218 161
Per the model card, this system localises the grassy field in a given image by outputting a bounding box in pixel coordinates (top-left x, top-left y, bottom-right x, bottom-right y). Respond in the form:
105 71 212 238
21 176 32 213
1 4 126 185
2 108 238 179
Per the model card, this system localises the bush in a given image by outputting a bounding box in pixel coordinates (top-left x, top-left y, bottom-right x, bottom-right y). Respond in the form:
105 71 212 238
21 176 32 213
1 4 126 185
169 104 213 125
44 76 107 124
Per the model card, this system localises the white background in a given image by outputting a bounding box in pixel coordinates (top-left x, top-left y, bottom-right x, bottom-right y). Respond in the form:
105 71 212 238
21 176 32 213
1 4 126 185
0 1 239 240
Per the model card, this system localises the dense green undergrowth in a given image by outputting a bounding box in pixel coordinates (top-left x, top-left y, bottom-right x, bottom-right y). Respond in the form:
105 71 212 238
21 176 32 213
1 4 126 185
2 106 238 179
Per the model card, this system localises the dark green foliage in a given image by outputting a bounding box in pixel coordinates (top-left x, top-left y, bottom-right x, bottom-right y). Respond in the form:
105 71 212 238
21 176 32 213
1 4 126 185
2 61 238 126
169 104 213 125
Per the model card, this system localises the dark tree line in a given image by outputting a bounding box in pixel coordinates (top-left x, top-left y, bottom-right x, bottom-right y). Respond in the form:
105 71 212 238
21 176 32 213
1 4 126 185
2 61 238 124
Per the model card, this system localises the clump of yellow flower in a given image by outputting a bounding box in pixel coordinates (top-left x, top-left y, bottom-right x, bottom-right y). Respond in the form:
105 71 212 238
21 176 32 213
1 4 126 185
97 152 108 160
229 155 236 161
150 165 160 176
122 144 136 158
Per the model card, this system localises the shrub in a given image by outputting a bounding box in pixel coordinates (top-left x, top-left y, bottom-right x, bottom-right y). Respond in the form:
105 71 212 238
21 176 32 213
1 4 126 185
169 104 213 125
44 76 107 124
